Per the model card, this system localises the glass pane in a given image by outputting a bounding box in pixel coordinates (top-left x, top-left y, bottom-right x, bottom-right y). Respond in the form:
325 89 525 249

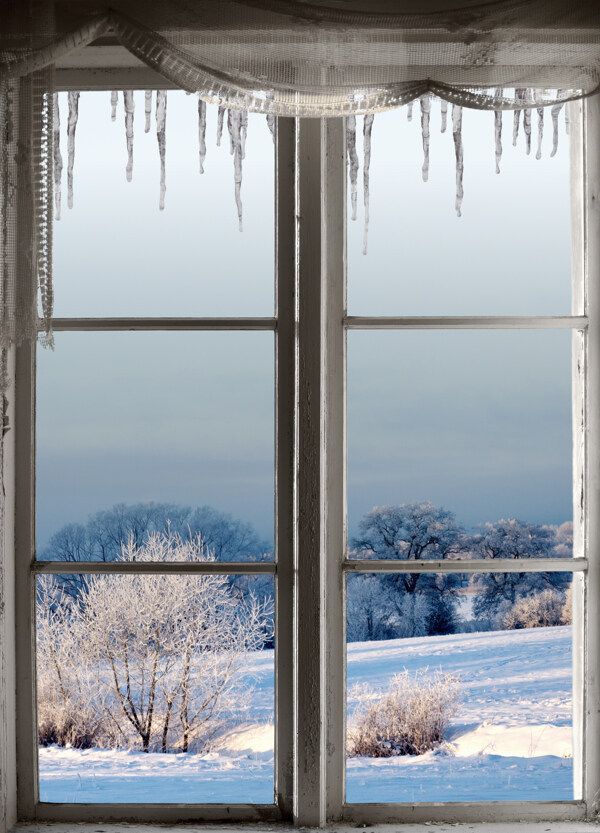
346 572 574 802
37 573 274 803
347 106 571 316
37 332 274 561
347 329 572 557
53 92 274 317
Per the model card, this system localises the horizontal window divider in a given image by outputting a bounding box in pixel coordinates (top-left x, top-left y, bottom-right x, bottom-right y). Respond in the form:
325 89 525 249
344 557 587 574
32 560 276 575
341 800 586 825
345 315 588 330
46 317 277 332
35 802 280 823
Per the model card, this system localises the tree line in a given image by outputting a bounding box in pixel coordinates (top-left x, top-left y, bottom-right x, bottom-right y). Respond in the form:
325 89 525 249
41 500 573 642
348 502 572 641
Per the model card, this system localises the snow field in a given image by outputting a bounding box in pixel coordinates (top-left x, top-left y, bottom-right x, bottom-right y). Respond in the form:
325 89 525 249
39 625 572 804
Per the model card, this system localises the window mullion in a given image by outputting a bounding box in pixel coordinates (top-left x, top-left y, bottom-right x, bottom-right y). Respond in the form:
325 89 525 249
295 117 327 827
14 75 39 821
322 117 347 823
580 93 600 816
275 116 296 821
294 116 346 825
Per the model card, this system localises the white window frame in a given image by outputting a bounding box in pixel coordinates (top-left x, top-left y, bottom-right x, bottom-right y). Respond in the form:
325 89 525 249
3 70 599 828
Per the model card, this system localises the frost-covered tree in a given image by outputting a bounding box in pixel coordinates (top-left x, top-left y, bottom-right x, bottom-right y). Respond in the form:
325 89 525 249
470 518 571 627
346 575 443 642
41 501 272 603
36 581 106 748
41 502 270 564
351 503 465 635
36 532 273 753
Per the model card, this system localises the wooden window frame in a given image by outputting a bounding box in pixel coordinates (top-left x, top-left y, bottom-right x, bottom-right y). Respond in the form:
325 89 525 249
5 78 599 827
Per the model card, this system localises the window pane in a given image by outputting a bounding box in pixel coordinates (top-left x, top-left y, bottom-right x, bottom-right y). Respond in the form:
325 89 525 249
37 332 274 561
346 572 574 802
53 92 274 317
347 107 571 316
347 329 573 557
37 573 274 803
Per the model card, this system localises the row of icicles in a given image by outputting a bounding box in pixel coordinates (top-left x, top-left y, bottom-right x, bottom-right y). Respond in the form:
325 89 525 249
53 91 569 254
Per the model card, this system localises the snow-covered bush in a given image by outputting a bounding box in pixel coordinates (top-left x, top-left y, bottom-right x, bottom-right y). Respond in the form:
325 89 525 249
502 589 568 630
347 670 461 758
561 586 573 625
36 532 273 753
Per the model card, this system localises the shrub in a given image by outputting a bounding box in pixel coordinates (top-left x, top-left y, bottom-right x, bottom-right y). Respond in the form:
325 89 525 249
561 586 572 625
347 670 461 758
502 588 568 630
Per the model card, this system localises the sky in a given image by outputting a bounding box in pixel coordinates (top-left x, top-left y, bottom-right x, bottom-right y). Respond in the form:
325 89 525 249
36 92 573 551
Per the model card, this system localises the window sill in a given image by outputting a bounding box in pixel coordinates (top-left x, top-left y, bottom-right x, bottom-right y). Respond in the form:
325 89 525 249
10 822 600 833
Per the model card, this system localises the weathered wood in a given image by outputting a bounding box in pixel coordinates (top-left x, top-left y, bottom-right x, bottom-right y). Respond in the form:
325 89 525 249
0 347 17 833
274 116 295 822
346 316 587 330
582 92 600 817
345 558 587 574
296 117 326 827
48 317 276 331
32 560 276 575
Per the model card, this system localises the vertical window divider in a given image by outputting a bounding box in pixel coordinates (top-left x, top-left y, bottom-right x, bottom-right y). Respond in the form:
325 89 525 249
294 116 346 826
580 93 600 815
14 74 39 822
322 117 347 823
570 98 586 804
295 116 327 826
275 116 296 821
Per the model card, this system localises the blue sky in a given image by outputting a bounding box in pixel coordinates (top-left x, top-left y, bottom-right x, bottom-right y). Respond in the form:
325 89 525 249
36 92 572 550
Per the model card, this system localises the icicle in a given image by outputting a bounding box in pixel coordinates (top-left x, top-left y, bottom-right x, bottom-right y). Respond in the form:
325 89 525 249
227 109 244 231
216 106 225 146
440 99 448 133
494 110 502 174
406 101 413 121
513 88 527 147
346 115 359 222
110 90 118 122
266 114 275 142
198 98 207 174
66 91 80 210
144 90 152 133
362 114 374 255
565 105 570 136
52 93 63 221
536 107 544 160
227 109 235 155
156 91 167 211
550 102 563 157
420 94 431 182
241 110 248 159
124 90 135 182
452 104 463 218
513 109 521 146
523 108 532 155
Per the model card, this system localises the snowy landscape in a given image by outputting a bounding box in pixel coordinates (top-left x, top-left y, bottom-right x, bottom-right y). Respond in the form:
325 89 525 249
39 624 572 805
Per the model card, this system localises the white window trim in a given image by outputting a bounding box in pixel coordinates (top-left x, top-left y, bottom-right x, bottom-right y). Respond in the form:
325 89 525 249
0 77 597 829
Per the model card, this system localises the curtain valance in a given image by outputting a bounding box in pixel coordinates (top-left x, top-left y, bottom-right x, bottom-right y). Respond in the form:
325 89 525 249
1 1 600 116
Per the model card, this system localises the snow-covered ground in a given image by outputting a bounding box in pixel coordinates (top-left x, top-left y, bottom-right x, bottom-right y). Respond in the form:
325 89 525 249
39 625 572 804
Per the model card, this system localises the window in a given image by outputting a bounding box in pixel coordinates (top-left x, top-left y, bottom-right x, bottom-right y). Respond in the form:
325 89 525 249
5 86 599 830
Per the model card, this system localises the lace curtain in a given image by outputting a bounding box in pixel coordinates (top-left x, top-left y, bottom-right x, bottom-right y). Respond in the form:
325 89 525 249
1 0 600 351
